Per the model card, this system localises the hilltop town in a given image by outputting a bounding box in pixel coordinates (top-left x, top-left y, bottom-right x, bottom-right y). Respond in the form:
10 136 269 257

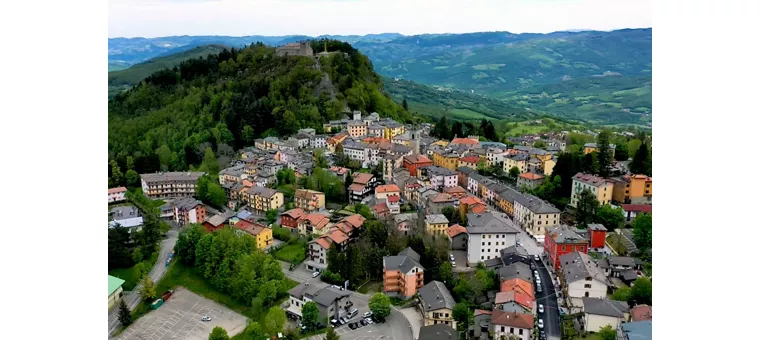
109 101 652 340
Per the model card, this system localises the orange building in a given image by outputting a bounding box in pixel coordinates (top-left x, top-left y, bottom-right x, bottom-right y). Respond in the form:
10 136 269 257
383 247 425 298
403 154 433 177
612 174 653 204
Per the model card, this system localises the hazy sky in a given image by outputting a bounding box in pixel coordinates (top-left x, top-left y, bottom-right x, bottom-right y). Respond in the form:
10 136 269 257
109 0 652 38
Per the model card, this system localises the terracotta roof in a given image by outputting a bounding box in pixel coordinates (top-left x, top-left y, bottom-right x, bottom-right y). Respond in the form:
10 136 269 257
313 237 333 250
326 229 349 244
631 305 653 322
450 138 479 145
387 195 400 203
404 154 432 164
335 221 354 235
459 195 484 205
373 203 390 214
622 204 652 213
518 172 545 180
430 192 456 203
443 186 466 194
348 183 366 192
494 290 534 310
447 224 467 238
281 208 305 220
376 184 400 194
474 309 492 316
352 173 374 185
341 214 366 228
500 278 534 299
108 187 127 194
470 204 487 214
301 214 330 230
459 156 479 163
234 219 268 236
491 310 533 329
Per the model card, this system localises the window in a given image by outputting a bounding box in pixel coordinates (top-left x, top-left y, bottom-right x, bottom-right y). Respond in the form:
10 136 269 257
510 328 514 333
501 327 505 332
519 329 523 335
481 256 484 260
584 284 592 288
585 292 590 297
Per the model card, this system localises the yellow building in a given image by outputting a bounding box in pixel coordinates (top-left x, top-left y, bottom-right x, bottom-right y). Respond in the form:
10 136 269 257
294 189 326 211
347 122 368 137
383 122 405 139
235 220 275 249
425 214 449 236
569 173 614 207
418 281 457 330
612 174 653 204
431 140 450 148
458 156 480 170
433 151 459 171
245 187 284 214
503 154 529 174
108 275 125 310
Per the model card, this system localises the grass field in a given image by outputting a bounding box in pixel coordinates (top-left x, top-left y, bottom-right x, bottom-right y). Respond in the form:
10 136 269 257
108 251 159 291
273 244 307 264
356 281 383 294
573 333 604 340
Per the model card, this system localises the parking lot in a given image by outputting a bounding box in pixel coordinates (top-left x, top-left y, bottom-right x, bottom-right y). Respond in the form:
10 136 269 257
115 287 247 340
305 320 395 340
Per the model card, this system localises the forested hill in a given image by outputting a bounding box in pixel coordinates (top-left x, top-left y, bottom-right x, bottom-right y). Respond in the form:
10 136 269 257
108 40 414 175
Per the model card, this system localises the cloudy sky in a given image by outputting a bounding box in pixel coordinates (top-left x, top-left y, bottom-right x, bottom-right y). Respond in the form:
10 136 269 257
109 0 652 38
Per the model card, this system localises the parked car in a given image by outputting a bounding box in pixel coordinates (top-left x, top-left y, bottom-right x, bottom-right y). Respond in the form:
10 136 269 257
201 316 212 322
348 309 359 318
360 319 369 326
365 318 374 324
451 262 456 268
355 322 363 328
330 319 339 327
348 323 357 330
534 255 540 261
339 317 347 325
538 304 544 313
363 311 373 318
449 254 455 261
538 319 544 329
540 331 546 339
537 285 543 293
312 271 320 278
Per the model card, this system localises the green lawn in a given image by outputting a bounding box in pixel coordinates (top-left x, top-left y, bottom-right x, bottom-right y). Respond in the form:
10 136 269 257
108 251 159 291
356 281 383 294
606 234 627 256
573 333 604 340
274 244 307 263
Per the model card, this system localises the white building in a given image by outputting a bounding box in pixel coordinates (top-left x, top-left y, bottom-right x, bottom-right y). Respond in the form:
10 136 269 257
109 205 144 233
486 148 509 167
306 237 331 272
310 135 327 149
559 252 611 304
423 166 458 191
108 187 127 203
465 212 519 265
581 298 630 332
343 140 367 164
512 194 561 239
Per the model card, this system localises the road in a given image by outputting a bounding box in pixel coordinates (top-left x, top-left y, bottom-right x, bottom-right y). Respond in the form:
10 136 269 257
280 261 414 340
108 229 179 337
533 257 561 340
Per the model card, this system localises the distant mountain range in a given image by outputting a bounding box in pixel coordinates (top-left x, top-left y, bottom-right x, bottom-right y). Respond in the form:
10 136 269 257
108 29 651 125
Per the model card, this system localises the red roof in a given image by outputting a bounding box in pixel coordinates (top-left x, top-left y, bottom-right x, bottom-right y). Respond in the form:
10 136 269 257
459 156 479 163
108 187 127 194
430 193 456 203
450 138 479 145
631 305 652 321
443 186 466 194
348 183 366 192
491 310 533 329
622 204 652 213
281 208 305 220
404 155 432 164
373 203 390 214
519 173 545 180
326 229 349 244
387 195 400 203
301 214 330 230
447 224 467 238
470 204 487 214
376 184 400 194
341 214 366 228
352 173 374 185
495 290 534 310
314 237 333 250
234 219 267 236
474 309 492 316
459 195 484 206
500 278 534 299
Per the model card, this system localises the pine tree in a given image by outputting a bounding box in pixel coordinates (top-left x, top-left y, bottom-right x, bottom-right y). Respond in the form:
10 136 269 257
118 299 132 326
402 98 408 111
596 130 612 178
629 142 651 176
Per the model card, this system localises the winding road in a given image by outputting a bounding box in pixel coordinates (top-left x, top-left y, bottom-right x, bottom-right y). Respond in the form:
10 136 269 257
108 229 179 337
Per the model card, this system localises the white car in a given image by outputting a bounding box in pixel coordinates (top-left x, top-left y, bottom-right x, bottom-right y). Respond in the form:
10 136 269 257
538 319 544 329
312 272 320 278
363 311 373 318
538 304 544 313
449 254 455 261
534 255 540 261
201 316 212 322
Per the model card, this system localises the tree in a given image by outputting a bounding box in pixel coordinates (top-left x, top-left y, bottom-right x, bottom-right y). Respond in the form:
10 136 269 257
627 139 642 159
453 276 474 303
365 220 389 248
368 293 391 321
631 213 652 250
451 121 464 139
110 160 124 186
206 182 227 208
509 166 520 178
575 189 599 226
581 152 599 175
125 169 140 187
596 130 612 178
452 302 469 324
402 98 409 111
243 322 266 340
241 125 256 145
202 147 220 176
209 326 230 340
595 205 625 231
610 286 632 302
325 326 340 340
117 299 132 326
354 203 373 220
139 275 156 301
301 301 319 331
630 277 653 305
441 207 458 225
132 246 144 264
266 209 279 225
598 325 617 340
264 307 287 336
175 223 208 265
439 261 453 287
629 142 651 176
335 143 344 155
